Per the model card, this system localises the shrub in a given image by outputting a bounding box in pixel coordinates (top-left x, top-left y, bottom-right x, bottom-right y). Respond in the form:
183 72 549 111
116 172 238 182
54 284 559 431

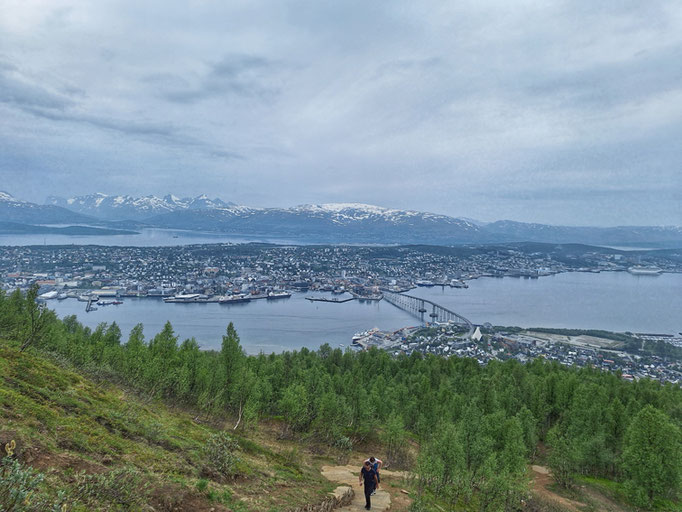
0 455 67 512
75 467 149 509
0 456 44 511
201 432 241 479
195 478 208 492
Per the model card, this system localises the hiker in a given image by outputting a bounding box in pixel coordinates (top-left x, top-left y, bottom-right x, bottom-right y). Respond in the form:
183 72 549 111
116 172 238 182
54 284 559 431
359 460 378 510
364 456 383 494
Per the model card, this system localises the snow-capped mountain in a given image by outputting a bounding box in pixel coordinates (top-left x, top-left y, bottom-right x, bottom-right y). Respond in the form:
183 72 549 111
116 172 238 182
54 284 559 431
3 190 680 245
290 203 479 227
46 193 234 220
0 191 24 203
0 191 95 224
146 202 486 243
146 203 682 245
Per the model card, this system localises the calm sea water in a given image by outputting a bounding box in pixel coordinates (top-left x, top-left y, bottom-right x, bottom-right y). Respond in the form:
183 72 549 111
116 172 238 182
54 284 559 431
49 292 418 354
0 228 308 247
409 271 682 335
0 230 664 250
48 272 682 354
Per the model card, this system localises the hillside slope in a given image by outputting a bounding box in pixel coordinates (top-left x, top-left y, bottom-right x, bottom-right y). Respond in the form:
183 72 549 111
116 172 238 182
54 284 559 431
0 343 337 511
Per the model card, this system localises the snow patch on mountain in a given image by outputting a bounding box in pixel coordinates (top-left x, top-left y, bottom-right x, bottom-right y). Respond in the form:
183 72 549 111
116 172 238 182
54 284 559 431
290 203 480 229
0 191 24 203
46 193 236 220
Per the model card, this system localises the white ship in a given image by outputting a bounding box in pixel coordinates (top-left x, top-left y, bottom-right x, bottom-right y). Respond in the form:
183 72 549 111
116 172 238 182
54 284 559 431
164 293 208 303
218 294 251 304
352 327 380 343
266 291 292 300
627 266 662 276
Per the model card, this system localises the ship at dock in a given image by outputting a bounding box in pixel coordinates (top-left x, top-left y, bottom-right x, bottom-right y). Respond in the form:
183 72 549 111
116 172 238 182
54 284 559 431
219 294 251 304
266 291 292 300
164 293 210 303
627 266 663 276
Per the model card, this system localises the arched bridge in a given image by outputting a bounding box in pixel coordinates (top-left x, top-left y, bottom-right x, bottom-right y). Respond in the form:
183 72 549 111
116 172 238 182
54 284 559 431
382 289 474 336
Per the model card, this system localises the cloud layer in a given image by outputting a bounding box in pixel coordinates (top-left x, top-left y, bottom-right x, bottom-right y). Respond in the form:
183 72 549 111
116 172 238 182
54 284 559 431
0 0 681 225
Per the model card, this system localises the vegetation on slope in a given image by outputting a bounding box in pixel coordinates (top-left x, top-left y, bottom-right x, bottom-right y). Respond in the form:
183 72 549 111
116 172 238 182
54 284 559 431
0 343 336 511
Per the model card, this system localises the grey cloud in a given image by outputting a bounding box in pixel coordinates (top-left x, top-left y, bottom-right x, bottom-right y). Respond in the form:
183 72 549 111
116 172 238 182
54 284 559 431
0 59 75 111
25 106 178 139
375 57 442 75
210 149 244 160
211 54 271 77
0 58 243 159
1 1 681 225
157 54 279 104
522 44 682 111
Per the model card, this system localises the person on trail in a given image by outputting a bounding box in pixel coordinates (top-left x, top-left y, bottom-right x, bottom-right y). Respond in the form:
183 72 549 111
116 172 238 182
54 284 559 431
359 460 378 510
364 456 383 494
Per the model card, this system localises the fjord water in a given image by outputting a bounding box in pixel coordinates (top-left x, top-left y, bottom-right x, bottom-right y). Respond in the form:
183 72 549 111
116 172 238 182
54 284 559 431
48 271 682 354
49 292 418 354
0 228 309 247
409 271 682 335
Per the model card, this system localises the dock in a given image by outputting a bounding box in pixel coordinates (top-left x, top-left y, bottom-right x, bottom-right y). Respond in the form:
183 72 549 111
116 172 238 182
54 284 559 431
85 297 97 312
306 296 354 303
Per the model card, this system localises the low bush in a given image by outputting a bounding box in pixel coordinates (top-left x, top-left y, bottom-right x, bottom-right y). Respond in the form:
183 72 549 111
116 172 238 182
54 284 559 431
75 467 149 509
201 432 241 480
0 455 67 512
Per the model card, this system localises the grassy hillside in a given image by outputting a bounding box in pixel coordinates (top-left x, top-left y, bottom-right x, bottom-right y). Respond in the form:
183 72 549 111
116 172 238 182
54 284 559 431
0 342 337 511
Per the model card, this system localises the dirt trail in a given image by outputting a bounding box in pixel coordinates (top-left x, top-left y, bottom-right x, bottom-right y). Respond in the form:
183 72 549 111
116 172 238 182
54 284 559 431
531 465 584 512
321 464 407 511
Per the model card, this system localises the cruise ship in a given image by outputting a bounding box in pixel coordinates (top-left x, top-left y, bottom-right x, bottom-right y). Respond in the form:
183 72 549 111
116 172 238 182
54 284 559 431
627 266 663 276
164 294 209 303
266 291 292 300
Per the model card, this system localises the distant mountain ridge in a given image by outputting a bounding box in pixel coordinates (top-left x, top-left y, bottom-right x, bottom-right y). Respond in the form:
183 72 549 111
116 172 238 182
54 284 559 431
0 191 95 224
2 191 681 246
46 193 234 221
146 202 482 243
484 220 682 246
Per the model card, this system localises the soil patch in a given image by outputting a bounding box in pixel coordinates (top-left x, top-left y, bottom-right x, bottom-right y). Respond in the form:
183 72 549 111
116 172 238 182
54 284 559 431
531 465 583 512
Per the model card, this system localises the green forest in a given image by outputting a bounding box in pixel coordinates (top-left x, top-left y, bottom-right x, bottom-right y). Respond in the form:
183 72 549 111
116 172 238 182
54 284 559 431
1 286 681 511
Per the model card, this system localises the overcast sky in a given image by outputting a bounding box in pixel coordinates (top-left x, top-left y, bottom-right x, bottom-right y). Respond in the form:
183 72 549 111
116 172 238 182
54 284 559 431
1 1 681 225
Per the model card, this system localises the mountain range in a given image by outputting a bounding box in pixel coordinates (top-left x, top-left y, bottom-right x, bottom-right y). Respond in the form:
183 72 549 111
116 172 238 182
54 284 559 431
46 192 234 221
0 191 95 224
2 191 682 246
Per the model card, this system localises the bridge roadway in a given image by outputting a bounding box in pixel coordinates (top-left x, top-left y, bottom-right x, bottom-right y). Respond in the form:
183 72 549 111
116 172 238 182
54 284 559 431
381 289 474 337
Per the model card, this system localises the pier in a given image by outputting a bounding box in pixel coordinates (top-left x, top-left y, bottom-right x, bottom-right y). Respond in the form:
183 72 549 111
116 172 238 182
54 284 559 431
85 297 97 313
306 296 355 303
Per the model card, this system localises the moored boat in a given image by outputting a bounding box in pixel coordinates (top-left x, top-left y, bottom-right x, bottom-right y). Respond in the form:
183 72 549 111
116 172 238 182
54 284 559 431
628 266 662 276
267 291 292 300
164 294 208 303
219 294 251 304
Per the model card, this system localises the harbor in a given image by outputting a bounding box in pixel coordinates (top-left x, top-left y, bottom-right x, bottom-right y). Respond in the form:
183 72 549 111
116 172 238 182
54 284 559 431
41 271 682 355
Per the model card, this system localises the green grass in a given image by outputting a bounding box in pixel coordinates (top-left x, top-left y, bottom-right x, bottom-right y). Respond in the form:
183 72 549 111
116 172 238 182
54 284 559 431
0 341 338 511
577 476 680 512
